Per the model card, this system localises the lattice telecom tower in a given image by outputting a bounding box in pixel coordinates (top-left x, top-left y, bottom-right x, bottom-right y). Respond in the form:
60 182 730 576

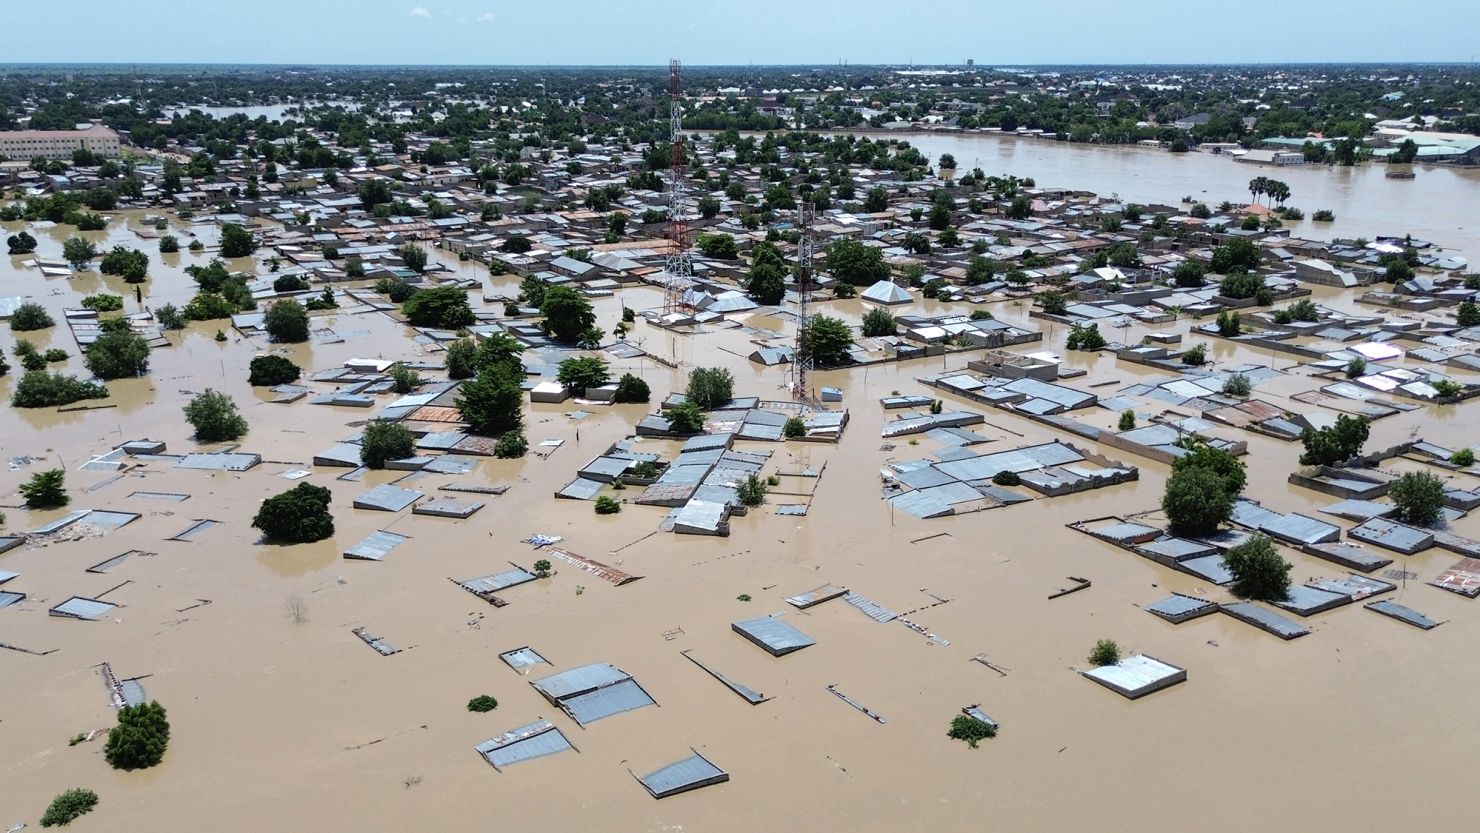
662 58 693 317
791 201 815 404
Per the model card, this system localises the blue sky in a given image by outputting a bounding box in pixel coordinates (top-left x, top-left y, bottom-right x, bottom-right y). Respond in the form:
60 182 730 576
5 0 1478 65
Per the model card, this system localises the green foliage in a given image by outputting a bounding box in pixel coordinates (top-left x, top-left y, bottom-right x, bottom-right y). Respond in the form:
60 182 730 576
6 230 38 254
747 242 788 305
98 246 149 283
631 460 659 479
1283 298 1320 322
1181 344 1207 366
1215 311 1242 336
557 356 610 394
533 558 553 575
40 788 99 828
1345 356 1367 378
263 300 310 343
613 373 651 404
11 371 108 408
1313 210 1335 222
594 495 622 514
219 223 257 258
947 714 997 749
252 482 334 544
183 389 248 442
20 468 69 509
81 293 124 312
1222 373 1252 397
1172 261 1206 288
182 291 239 321
1066 322 1106 351
1118 409 1136 431
783 416 807 439
737 473 768 507
696 233 738 259
494 431 528 458
62 237 98 269
1389 471 1447 526
273 274 309 293
83 328 151 379
860 307 898 338
965 256 996 285
802 314 853 366
1223 534 1292 602
467 695 499 713
389 364 421 394
1451 448 1476 467
1299 415 1370 466
1162 465 1234 536
10 302 54 331
1433 379 1463 398
1089 639 1121 667
456 365 524 436
825 238 890 285
832 281 856 299
398 244 428 272
1218 270 1265 300
1214 240 1263 274
158 234 180 253
1038 291 1067 315
1172 439 1247 499
104 701 170 770
665 401 707 434
248 355 301 386
686 367 734 408
155 304 185 330
992 470 1021 486
361 421 415 469
404 287 475 329
444 339 478 379
540 286 597 344
375 277 417 303
473 333 526 376
1457 300 1480 328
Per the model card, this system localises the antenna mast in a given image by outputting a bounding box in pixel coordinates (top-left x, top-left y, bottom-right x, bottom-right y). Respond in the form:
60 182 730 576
662 59 693 317
791 201 815 405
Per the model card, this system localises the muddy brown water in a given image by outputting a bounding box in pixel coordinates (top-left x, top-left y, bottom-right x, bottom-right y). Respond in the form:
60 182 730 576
3 206 1480 832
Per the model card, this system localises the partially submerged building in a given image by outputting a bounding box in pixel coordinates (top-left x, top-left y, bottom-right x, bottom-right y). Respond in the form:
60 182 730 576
530 662 657 725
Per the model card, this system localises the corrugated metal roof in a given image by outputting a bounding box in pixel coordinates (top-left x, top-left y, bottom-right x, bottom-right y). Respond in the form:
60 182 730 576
639 753 729 798
1365 599 1439 629
0 590 25 609
344 530 409 561
461 567 537 594
176 452 261 471
532 662 632 700
50 596 117 620
475 721 573 769
556 477 605 500
1261 513 1341 545
1082 654 1186 698
562 679 656 724
500 647 548 671
1220 602 1311 639
352 484 423 511
732 616 815 656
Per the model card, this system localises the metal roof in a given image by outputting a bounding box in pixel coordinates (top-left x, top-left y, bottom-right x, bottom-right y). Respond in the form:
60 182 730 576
50 596 117 620
1259 512 1341 545
500 647 548 671
785 584 848 609
532 662 632 700
475 721 573 770
461 567 537 594
344 530 409 561
556 477 605 500
1146 593 1217 622
1365 599 1439 629
562 679 657 725
352 484 424 512
1349 518 1434 554
1082 654 1187 699
732 616 816 656
1220 602 1311 639
176 452 261 471
638 753 729 799
0 590 24 609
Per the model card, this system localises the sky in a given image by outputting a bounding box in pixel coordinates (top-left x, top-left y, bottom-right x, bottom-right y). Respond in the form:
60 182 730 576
4 0 1478 66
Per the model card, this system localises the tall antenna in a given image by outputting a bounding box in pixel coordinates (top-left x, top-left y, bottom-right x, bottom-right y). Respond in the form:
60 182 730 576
791 201 815 405
662 58 693 317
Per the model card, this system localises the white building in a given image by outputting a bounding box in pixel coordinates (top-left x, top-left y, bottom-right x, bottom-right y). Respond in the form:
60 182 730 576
0 123 122 161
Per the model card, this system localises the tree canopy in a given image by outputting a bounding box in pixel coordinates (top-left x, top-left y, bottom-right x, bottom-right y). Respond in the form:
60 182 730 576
540 285 597 344
252 482 335 543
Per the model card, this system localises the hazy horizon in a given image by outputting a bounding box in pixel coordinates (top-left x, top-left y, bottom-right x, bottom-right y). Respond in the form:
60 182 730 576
6 0 1479 66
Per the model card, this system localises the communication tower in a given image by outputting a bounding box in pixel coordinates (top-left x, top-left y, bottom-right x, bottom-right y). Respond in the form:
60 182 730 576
791 201 815 405
662 59 693 317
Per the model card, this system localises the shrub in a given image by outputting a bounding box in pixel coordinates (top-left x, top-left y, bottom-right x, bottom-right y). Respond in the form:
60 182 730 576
665 401 706 433
467 695 499 713
181 291 238 321
1223 534 1292 602
10 302 54 331
404 286 475 329
361 421 415 469
375 277 418 303
98 246 149 283
947 714 997 749
594 495 621 514
832 282 856 299
159 234 180 253
1433 379 1463 398
1181 344 1207 366
970 309 993 321
20 468 69 509
11 371 109 408
1118 409 1135 431
1345 357 1367 378
252 482 334 543
557 356 610 394
83 329 151 379
686 367 734 408
1299 415 1370 466
533 559 552 575
1452 448 1476 467
1218 271 1264 300
1215 311 1242 336
494 431 528 458
613 372 651 404
390 364 422 394
155 303 185 330
737 473 767 506
1457 300 1480 328
631 460 659 479
1389 470 1446 526
783 416 807 439
1162 465 1234 536
1312 209 1335 222
104 701 170 770
273 274 309 293
1222 373 1251 397
444 339 478 379
81 293 124 312
861 306 898 337
184 389 248 441
1066 322 1106 351
248 355 301 386
992 470 1021 486
40 789 99 828
1088 639 1121 667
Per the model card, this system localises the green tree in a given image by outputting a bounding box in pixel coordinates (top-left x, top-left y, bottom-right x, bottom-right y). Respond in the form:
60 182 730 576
863 186 889 213
6 230 38 254
1005 195 1032 220
252 482 335 543
825 238 890 285
1162 465 1234 536
183 389 248 442
495 431 528 458
444 339 478 380
1223 534 1292 602
736 473 768 507
802 314 853 366
456 364 523 436
1038 291 1067 315
358 179 392 208
467 695 499 712
10 302 55 331
62 237 97 269
83 328 150 379
557 356 610 394
613 373 651 403
696 233 738 259
783 416 807 438
473 333 526 375
686 366 735 408
10 371 108 407
965 256 996 285
747 241 788 304
861 306 898 336
1299 415 1370 466
98 246 149 283
1451 448 1475 467
1218 271 1265 300
398 244 428 273
360 421 416 469
665 401 706 433
104 701 170 770
1388 470 1446 526
219 223 257 258
1222 373 1252 397
403 286 475 329
594 495 622 514
263 300 310 343
1172 261 1206 288
1457 300 1480 328
20 468 69 509
248 355 301 386
540 286 597 344
947 714 996 749
1210 239 1260 273
1171 439 1246 498
1089 639 1121 666
1119 410 1136 430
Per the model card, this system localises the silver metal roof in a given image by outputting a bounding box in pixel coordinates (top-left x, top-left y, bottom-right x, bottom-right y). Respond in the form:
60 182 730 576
1365 599 1439 629
0 590 25 609
1260 513 1341 545
1220 602 1311 639
344 530 409 561
732 616 816 656
562 679 656 725
556 477 605 500
50 596 117 620
638 753 729 798
532 662 632 700
352 484 424 512
461 567 537 594
176 452 261 471
500 647 548 671
475 721 573 769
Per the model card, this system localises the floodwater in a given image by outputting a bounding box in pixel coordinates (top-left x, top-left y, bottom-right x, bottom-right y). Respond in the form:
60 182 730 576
4 207 1480 833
